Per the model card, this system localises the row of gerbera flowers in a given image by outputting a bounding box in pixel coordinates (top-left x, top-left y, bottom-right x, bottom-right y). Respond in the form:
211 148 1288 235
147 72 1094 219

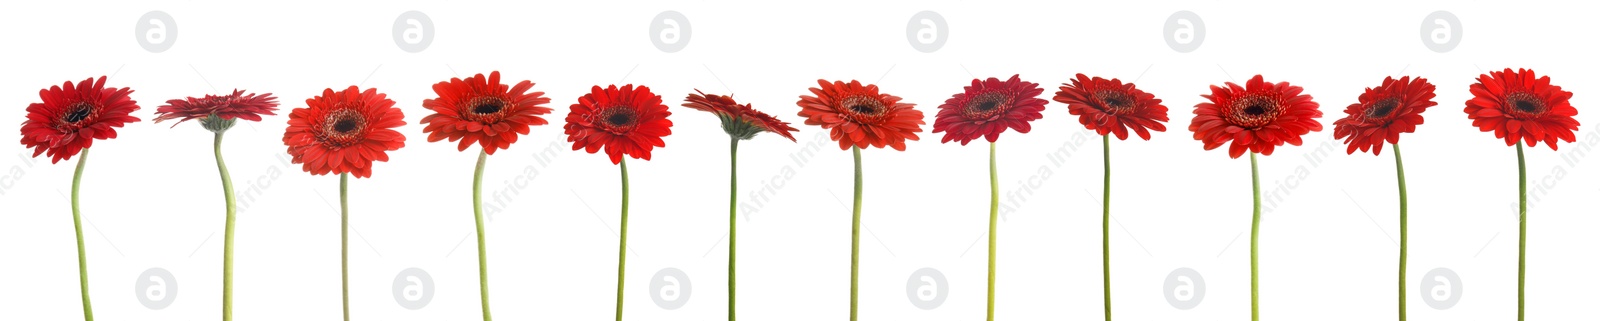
20 69 1576 321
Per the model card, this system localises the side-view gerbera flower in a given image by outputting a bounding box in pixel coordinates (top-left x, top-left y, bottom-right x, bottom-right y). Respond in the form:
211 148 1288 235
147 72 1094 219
796 79 923 321
683 89 796 321
19 75 141 321
282 86 405 321
931 74 1045 321
565 84 672 321
421 71 552 321
154 89 280 321
1054 73 1168 321
1187 74 1321 321
1464 68 1578 321
1332 76 1435 321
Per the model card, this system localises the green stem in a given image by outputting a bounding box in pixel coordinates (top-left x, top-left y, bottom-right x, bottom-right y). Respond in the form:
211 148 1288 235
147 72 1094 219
1250 152 1261 321
71 148 93 321
340 173 349 321
1516 142 1526 321
473 150 492 321
616 158 631 321
216 132 237 321
850 146 862 321
729 138 738 321
1394 144 1407 321
1102 135 1112 321
987 142 999 321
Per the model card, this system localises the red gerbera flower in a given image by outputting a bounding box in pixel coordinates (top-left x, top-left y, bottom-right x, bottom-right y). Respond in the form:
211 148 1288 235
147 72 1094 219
153 89 280 131
796 80 924 150
1464 68 1580 150
931 75 1047 145
20 76 142 163
282 86 407 178
1332 76 1436 155
1054 74 1169 140
1189 75 1323 158
421 71 553 154
564 84 673 164
683 89 798 141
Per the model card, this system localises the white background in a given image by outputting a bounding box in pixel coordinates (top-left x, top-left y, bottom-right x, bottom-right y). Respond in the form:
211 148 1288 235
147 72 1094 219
1 0 1596 320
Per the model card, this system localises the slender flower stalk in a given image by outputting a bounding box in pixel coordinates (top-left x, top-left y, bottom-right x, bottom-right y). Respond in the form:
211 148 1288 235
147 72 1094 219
616 158 631 321
71 148 93 321
1515 141 1526 321
216 132 238 321
1101 135 1112 321
339 173 350 321
728 138 738 321
849 146 863 321
473 150 492 321
1249 152 1262 321
1394 143 1408 321
985 142 999 321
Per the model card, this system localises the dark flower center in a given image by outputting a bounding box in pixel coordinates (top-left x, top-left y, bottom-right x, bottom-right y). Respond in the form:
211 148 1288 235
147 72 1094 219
962 92 1008 120
63 102 95 124
1226 94 1282 128
594 106 639 132
1506 92 1546 116
319 108 368 148
1365 98 1400 120
1094 90 1135 114
841 95 887 118
473 99 504 115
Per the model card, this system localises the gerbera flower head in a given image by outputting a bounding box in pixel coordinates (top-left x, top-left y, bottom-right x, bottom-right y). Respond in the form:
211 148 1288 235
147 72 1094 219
20 76 142 163
1464 68 1579 150
1189 75 1323 158
683 89 798 141
282 86 407 178
1054 74 1169 140
931 75 1047 145
421 71 553 155
796 80 924 150
154 89 279 133
1332 76 1436 155
564 84 673 164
